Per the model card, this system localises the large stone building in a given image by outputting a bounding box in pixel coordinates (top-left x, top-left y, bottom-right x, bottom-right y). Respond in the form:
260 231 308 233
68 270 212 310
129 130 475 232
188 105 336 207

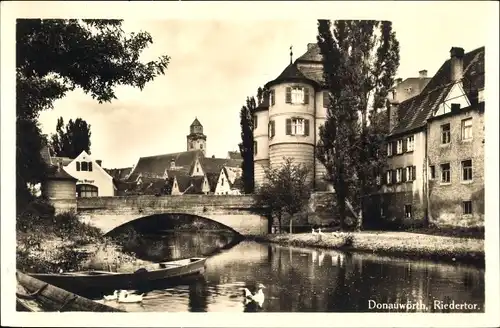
379 46 484 228
253 43 330 190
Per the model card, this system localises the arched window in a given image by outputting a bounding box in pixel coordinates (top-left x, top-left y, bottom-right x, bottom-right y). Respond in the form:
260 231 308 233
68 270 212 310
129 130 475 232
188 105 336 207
77 184 98 198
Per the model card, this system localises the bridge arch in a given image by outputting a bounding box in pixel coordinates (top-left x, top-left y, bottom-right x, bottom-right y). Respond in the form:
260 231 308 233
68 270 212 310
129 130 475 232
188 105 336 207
76 195 269 236
105 212 243 236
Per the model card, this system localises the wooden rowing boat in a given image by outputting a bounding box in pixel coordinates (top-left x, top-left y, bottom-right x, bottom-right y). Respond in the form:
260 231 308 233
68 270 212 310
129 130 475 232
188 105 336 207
16 271 125 312
28 257 207 294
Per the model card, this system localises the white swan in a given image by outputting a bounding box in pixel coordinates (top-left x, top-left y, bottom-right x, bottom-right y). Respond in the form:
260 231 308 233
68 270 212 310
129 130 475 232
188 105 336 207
318 228 325 235
244 283 265 307
103 290 119 301
311 228 317 235
117 290 144 303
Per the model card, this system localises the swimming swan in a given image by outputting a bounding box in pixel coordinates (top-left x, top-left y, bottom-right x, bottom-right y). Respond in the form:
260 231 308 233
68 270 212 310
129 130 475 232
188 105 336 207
103 290 119 301
244 283 265 306
117 290 144 303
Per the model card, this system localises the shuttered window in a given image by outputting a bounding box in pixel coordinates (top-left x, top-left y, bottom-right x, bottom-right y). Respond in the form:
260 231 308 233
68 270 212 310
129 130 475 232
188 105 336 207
76 162 81 171
269 121 275 138
88 162 93 172
286 117 310 136
323 91 330 108
286 87 292 103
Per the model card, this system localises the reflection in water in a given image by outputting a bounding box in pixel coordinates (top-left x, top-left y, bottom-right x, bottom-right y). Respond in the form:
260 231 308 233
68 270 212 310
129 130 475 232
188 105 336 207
102 231 484 313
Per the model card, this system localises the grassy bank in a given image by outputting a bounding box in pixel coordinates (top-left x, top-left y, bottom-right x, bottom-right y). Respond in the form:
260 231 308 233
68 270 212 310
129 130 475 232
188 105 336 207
247 231 484 267
16 201 150 273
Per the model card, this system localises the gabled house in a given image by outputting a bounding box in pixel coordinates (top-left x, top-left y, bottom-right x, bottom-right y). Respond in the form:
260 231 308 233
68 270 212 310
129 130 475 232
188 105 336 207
379 46 484 228
64 150 116 197
214 166 243 195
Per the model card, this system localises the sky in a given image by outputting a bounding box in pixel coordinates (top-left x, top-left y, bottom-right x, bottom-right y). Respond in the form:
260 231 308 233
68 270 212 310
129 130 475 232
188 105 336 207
36 7 493 169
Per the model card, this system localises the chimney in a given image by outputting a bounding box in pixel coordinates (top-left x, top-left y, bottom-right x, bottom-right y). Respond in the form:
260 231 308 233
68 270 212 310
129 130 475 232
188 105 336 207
307 43 316 50
212 155 215 159
450 47 465 82
96 160 102 167
419 70 427 78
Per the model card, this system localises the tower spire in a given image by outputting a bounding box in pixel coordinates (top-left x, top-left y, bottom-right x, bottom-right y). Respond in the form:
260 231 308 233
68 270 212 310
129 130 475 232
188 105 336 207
290 45 293 65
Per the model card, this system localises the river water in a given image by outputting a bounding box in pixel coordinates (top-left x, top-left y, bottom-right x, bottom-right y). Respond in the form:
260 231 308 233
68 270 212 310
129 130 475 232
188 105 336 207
97 231 484 313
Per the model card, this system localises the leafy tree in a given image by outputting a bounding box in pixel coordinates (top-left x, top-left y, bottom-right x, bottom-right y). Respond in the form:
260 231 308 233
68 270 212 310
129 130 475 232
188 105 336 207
16 19 170 211
50 117 92 158
254 158 312 233
316 20 399 230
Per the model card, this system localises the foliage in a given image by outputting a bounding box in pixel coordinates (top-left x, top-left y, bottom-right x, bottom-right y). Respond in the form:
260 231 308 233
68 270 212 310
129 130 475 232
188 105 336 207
16 19 170 211
253 157 312 233
50 116 92 158
316 20 400 230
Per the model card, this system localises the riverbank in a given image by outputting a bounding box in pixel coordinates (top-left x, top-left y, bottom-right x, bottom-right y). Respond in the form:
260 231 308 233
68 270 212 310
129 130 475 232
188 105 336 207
247 231 484 267
16 205 150 274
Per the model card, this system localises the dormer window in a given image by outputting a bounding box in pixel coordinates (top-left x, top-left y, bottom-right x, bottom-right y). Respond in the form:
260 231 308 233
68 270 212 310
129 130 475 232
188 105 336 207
77 161 92 171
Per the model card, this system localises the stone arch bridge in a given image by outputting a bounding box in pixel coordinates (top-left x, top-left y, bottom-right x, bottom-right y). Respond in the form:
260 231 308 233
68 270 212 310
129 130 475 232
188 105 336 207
77 195 269 236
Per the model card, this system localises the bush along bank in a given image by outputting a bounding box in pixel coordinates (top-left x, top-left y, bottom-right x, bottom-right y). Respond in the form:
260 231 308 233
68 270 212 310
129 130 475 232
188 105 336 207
16 199 151 274
247 231 484 267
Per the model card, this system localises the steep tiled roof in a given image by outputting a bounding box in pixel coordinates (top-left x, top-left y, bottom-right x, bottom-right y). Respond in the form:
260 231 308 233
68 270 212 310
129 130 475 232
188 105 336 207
227 151 242 160
105 167 132 181
173 175 193 193
40 145 52 165
229 176 243 191
265 63 319 89
200 157 242 175
224 166 242 184
52 156 73 166
50 166 77 181
206 172 219 192
295 43 322 63
184 176 206 194
128 150 204 181
254 95 269 113
390 47 484 137
190 118 202 127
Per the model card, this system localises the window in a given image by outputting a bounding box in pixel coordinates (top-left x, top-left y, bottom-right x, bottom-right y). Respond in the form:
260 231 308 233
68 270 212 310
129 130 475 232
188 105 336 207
286 86 309 105
397 140 403 154
88 162 93 172
76 162 81 171
268 121 275 138
396 168 402 183
387 143 393 156
406 166 415 182
441 163 451 183
270 89 275 106
462 201 472 215
441 123 451 144
429 165 436 179
77 184 98 198
386 170 392 184
376 174 381 186
81 162 88 171
196 166 199 173
462 160 473 181
478 89 484 103
406 135 414 152
286 118 310 136
461 118 472 140
323 91 330 108
253 115 258 130
404 204 412 218
221 177 224 186
200 144 203 149
253 141 257 156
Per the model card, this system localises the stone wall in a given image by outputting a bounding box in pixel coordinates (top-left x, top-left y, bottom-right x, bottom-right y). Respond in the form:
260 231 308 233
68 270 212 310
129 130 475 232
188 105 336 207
426 107 484 228
77 195 269 236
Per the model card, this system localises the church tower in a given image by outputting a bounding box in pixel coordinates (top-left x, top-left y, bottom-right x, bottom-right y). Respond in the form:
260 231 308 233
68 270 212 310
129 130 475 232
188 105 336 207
186 117 207 155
